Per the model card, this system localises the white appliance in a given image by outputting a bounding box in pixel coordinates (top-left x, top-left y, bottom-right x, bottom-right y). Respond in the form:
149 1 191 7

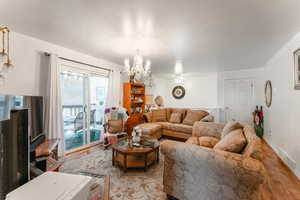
5 172 92 200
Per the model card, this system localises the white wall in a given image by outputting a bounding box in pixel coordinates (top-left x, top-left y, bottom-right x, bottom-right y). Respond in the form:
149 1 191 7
0 32 122 103
261 31 300 178
217 32 300 178
152 73 218 108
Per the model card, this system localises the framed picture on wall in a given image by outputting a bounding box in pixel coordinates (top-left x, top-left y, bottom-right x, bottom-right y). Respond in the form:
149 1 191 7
294 48 300 90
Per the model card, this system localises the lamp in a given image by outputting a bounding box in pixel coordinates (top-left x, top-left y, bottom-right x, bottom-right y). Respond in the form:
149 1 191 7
124 49 151 83
174 60 184 84
145 94 154 112
174 60 183 75
0 26 13 77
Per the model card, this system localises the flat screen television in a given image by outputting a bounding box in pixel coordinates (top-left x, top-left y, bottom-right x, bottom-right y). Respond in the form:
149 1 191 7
0 95 44 200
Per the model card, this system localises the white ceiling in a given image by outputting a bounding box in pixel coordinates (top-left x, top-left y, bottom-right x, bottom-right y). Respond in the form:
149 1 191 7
1 0 300 74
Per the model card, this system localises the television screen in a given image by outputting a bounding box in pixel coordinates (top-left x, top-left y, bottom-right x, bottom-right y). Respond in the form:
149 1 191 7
0 95 44 138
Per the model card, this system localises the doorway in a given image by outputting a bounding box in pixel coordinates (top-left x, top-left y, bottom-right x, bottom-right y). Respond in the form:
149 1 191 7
60 61 109 152
224 78 254 123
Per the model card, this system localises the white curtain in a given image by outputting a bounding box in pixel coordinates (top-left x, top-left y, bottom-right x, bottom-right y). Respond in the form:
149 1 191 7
106 69 121 108
44 54 65 157
106 70 114 108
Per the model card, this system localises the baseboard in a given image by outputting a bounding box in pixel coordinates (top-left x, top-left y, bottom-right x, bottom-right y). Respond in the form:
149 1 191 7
264 138 300 180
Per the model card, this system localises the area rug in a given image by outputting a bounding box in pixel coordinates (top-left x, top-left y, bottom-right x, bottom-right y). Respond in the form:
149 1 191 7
59 145 166 200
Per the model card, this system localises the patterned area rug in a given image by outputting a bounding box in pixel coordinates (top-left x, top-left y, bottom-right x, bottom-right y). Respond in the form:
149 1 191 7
60 145 166 200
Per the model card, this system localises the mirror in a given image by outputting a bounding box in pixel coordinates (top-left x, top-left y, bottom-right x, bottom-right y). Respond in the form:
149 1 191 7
265 80 272 107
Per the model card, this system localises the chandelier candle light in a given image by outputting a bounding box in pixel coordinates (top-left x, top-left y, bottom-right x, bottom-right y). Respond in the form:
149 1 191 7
0 26 13 79
124 49 151 83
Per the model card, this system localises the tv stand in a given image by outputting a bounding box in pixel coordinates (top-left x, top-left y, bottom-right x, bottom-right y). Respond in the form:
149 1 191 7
35 138 62 171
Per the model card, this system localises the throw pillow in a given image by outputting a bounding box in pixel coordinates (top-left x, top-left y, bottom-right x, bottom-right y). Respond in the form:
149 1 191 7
214 129 247 153
169 113 182 123
152 109 167 122
182 110 209 126
198 136 220 148
221 121 243 138
171 108 187 119
200 115 214 122
108 120 123 133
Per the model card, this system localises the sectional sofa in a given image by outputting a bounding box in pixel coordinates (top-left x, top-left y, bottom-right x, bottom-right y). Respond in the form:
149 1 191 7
138 108 214 140
161 121 266 200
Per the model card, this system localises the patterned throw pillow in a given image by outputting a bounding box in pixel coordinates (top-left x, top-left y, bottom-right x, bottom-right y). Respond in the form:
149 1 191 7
221 121 243 138
198 136 220 148
169 113 182 123
152 109 167 122
108 120 123 133
182 110 209 126
214 129 247 153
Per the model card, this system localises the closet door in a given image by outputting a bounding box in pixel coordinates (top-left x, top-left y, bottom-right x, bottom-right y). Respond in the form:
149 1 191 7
224 79 254 123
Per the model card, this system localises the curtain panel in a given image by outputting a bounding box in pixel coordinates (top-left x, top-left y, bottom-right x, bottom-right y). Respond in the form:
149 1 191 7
44 54 65 156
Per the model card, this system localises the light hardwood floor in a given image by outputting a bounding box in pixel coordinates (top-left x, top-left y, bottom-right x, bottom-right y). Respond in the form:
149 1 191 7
260 140 300 200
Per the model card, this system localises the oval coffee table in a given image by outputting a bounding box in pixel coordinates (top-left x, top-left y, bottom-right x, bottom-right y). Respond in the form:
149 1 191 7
112 138 160 172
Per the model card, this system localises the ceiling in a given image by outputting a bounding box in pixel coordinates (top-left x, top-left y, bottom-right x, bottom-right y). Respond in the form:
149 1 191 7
1 0 300 74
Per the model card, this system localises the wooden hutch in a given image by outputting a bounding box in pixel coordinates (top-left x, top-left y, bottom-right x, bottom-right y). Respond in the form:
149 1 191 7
123 82 146 135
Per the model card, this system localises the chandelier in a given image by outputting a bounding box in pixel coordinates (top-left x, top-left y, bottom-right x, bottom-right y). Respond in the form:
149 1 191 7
124 50 151 82
0 26 13 80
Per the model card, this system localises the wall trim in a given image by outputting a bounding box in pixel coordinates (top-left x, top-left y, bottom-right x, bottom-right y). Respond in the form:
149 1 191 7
264 138 300 180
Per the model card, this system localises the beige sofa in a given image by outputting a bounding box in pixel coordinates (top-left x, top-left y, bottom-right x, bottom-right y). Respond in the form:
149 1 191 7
138 108 214 140
161 122 266 200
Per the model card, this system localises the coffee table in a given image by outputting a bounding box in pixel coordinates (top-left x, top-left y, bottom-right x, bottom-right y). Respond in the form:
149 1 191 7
112 138 160 172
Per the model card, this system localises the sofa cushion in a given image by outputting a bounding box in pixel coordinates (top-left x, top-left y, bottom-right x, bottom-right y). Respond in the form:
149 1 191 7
214 129 247 153
169 113 182 123
192 122 222 138
182 110 209 126
221 121 243 138
242 125 263 161
200 114 214 122
152 109 167 122
163 123 193 134
165 108 172 122
185 137 199 145
198 136 220 148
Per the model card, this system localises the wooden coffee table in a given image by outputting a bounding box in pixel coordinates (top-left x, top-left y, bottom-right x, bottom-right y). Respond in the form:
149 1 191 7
112 138 160 172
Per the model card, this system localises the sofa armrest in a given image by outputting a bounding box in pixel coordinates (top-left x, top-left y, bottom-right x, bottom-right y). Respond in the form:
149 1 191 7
161 140 266 200
199 114 214 122
192 121 224 138
143 112 152 123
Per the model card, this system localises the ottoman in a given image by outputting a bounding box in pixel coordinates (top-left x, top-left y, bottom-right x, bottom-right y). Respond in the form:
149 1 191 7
137 123 162 139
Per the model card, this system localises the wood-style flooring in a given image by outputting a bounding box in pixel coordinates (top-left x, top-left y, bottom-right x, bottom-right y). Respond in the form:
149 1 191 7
260 140 300 200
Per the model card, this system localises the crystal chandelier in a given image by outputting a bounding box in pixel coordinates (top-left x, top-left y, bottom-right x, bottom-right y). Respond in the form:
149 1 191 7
0 26 13 80
124 50 151 82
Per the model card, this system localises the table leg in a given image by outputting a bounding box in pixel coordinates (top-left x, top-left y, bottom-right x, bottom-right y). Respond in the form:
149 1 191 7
112 149 115 166
144 153 148 172
157 148 159 163
123 154 127 172
53 145 58 160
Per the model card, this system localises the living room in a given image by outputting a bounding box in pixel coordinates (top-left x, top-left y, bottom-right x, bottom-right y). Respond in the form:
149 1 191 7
1 0 300 200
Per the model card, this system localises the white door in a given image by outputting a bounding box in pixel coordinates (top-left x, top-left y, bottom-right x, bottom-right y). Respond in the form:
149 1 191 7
60 60 109 152
224 79 254 123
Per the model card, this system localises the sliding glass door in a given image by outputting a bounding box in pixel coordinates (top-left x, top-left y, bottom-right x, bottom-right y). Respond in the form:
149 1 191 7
60 63 108 152
89 75 108 143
